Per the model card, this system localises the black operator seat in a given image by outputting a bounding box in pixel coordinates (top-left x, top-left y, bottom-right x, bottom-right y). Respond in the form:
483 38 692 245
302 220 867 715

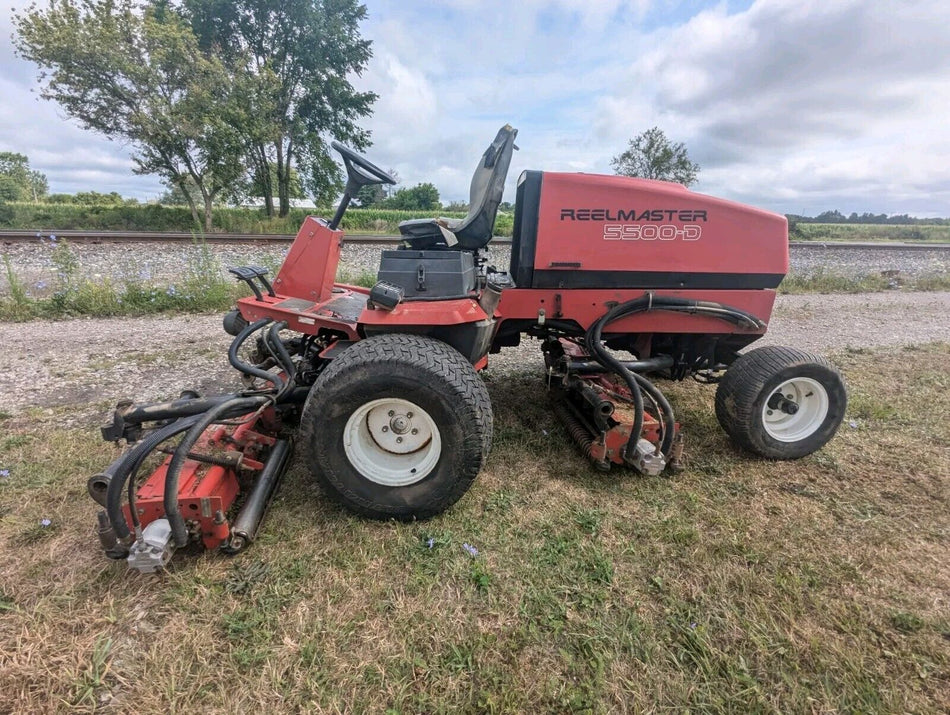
398 124 518 251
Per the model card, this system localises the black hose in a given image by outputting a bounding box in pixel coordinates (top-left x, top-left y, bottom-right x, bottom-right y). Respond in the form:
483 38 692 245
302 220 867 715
265 321 296 379
228 318 284 392
586 296 650 464
105 415 203 541
584 294 763 462
634 373 676 456
566 355 675 374
164 396 270 547
263 321 300 402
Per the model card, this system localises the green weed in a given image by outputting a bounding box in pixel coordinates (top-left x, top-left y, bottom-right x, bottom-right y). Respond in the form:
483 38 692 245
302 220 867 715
72 635 113 708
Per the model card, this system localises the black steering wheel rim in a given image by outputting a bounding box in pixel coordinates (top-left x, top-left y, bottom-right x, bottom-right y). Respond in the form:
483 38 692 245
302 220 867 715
331 141 397 186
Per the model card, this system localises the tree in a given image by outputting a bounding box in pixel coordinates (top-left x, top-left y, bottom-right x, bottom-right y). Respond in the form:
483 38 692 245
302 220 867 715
354 168 397 208
72 191 135 206
247 164 305 202
815 210 846 223
384 183 440 211
0 152 48 202
355 183 386 208
14 1 249 231
184 0 377 216
0 176 19 203
611 127 700 186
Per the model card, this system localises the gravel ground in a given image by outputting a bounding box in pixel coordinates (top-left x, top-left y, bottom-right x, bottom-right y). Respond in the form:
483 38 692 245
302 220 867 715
1 239 947 294
0 292 946 422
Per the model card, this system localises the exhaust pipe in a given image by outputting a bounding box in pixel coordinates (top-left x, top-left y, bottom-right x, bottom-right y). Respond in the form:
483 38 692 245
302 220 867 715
224 439 292 553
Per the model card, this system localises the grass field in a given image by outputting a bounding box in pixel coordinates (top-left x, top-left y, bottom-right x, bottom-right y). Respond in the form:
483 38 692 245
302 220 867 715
0 343 947 712
2 200 949 243
0 202 513 238
792 223 950 243
778 268 950 294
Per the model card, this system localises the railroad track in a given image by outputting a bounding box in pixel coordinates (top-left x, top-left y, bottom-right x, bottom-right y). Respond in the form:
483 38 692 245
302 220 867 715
2 229 949 250
0 229 396 245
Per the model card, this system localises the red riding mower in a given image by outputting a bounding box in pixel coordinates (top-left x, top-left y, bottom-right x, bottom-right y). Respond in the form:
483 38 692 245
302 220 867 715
88 125 846 572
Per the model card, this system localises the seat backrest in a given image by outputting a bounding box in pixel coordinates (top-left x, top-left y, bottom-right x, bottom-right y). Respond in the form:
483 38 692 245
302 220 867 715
452 124 518 250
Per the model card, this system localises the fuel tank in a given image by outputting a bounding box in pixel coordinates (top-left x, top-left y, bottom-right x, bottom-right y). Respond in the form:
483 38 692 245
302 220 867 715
511 171 788 291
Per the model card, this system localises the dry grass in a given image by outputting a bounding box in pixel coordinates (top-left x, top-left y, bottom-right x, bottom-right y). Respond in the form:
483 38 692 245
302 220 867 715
0 344 948 713
779 268 950 294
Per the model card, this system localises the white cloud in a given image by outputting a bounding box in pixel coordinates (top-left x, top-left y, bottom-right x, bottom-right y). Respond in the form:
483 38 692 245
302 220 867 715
590 0 950 214
2 0 949 214
0 2 164 198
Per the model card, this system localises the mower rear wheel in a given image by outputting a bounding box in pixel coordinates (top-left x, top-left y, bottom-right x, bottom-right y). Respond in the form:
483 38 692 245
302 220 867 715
299 334 492 520
715 346 846 459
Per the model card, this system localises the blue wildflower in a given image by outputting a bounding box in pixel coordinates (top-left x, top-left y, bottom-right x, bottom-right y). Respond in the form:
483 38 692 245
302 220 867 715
166 285 177 296
40 518 51 527
0 469 9 478
462 543 478 557
34 280 47 290
426 537 435 549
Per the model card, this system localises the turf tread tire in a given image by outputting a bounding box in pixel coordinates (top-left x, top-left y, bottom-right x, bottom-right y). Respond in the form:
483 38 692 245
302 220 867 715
715 345 846 459
298 334 492 520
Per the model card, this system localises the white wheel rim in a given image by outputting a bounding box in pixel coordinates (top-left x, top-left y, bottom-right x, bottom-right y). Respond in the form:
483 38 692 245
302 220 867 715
343 398 441 486
762 377 829 442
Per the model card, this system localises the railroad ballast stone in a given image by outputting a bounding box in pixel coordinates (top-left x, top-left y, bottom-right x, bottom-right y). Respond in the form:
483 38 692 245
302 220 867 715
1 239 948 295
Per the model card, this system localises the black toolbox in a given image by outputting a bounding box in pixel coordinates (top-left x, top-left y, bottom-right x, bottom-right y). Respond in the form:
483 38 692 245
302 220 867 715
377 250 475 298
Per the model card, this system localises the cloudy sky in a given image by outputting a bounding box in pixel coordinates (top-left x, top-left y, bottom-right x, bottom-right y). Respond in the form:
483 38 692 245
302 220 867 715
2 0 949 216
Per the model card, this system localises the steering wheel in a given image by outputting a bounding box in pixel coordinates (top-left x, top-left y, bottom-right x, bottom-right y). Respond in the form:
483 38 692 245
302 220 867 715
331 141 397 186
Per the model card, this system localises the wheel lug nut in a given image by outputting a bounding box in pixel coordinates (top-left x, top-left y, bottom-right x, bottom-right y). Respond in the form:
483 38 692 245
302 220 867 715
767 410 773 416
411 428 418 435
382 426 388 432
396 437 403 443
407 412 413 418
388 410 395 417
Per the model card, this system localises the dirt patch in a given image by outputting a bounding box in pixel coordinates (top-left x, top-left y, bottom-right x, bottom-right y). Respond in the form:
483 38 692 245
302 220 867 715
0 292 947 419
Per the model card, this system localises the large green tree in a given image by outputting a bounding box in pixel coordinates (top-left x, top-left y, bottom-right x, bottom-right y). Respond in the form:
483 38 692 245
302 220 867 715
611 127 700 187
14 0 249 230
184 0 377 217
383 182 440 211
0 152 48 202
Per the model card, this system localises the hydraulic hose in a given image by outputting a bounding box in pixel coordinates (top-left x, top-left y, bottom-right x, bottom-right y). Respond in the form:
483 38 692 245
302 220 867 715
164 396 271 547
633 373 676 456
228 318 284 392
265 321 296 380
586 296 650 464
584 294 764 462
263 321 299 402
105 414 203 541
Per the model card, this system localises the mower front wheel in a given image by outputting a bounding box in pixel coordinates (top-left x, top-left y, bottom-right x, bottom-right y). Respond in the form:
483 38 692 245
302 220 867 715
299 334 492 520
715 345 847 459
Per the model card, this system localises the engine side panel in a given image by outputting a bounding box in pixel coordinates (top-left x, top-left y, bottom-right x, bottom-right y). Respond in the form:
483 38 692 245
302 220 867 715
530 172 788 290
495 288 776 334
